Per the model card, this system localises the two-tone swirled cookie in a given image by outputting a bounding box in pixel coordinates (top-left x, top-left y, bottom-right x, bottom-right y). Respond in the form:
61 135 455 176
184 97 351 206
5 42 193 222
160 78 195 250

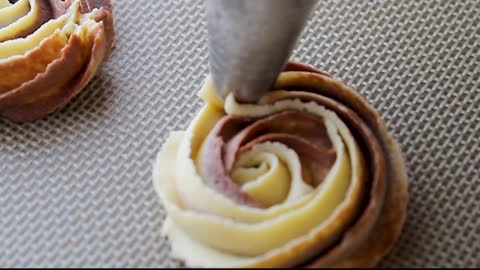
153 62 409 268
0 0 114 122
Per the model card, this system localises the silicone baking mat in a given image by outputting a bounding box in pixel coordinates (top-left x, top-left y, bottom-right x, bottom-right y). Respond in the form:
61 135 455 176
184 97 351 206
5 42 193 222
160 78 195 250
1 0 479 267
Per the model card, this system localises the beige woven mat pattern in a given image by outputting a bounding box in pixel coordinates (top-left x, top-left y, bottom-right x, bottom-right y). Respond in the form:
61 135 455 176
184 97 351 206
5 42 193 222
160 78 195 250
0 0 479 267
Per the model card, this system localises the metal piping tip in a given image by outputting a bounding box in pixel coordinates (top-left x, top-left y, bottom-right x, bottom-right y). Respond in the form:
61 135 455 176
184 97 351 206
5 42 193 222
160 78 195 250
206 0 318 103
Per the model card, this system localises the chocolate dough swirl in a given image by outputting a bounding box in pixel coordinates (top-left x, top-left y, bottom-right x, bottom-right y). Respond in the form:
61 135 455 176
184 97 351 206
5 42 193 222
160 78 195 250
0 0 114 122
153 62 409 268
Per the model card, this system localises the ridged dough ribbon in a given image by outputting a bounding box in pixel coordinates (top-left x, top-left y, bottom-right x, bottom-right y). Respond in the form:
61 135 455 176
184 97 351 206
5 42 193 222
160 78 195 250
153 62 409 268
0 0 114 122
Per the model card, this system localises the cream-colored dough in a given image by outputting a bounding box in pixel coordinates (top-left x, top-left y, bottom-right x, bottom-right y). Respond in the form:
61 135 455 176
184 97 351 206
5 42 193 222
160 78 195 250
0 1 108 60
153 76 366 267
0 0 12 9
0 1 105 93
0 3 77 59
232 149 291 207
0 0 42 41
0 0 29 28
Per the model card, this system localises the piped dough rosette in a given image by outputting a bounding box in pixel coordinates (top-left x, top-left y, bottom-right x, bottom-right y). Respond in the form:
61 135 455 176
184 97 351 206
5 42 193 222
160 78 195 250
0 0 114 122
153 62 409 268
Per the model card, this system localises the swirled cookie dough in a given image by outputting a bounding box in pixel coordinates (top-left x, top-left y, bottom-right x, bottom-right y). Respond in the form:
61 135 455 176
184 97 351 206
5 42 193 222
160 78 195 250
0 0 114 122
153 62 409 268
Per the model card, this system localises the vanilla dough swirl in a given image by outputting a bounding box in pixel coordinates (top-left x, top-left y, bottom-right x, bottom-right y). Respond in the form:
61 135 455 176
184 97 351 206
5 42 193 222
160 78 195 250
153 62 409 268
0 0 114 122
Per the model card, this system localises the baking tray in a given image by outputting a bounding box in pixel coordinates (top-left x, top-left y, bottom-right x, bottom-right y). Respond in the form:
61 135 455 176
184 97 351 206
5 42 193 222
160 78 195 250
1 0 479 267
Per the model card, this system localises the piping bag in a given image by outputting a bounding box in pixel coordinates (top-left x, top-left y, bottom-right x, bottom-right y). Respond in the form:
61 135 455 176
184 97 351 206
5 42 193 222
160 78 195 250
206 0 319 103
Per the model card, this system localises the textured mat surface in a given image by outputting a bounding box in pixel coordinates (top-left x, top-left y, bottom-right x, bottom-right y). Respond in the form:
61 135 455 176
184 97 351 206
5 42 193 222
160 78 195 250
0 0 479 267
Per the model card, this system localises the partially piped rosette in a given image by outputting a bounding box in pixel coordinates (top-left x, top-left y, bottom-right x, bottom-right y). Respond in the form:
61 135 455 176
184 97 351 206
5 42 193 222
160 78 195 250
0 0 114 122
153 62 409 268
